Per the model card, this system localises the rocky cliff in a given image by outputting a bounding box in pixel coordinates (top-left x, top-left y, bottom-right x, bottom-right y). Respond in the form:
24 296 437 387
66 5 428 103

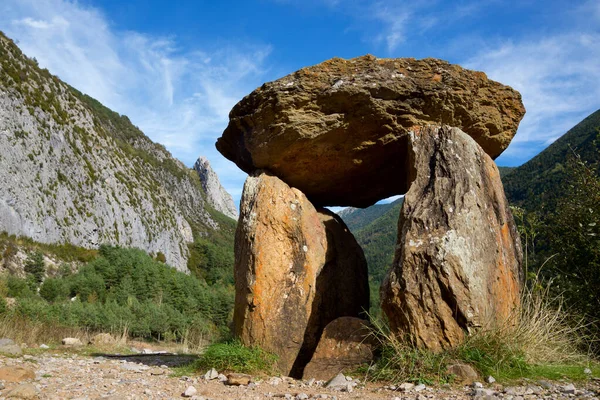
0 32 234 271
193 156 238 219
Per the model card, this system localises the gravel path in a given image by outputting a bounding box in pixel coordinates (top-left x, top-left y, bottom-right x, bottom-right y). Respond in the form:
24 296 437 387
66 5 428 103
0 352 599 400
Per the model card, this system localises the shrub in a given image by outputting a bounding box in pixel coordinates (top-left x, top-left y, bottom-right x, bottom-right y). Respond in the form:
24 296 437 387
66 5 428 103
24 251 45 283
39 278 68 303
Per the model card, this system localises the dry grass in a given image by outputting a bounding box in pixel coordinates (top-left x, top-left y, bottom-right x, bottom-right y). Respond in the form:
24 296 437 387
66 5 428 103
0 315 90 346
492 282 591 365
366 277 596 383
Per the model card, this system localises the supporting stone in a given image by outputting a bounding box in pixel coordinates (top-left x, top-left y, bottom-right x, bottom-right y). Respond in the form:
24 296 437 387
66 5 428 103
381 125 523 351
234 171 369 376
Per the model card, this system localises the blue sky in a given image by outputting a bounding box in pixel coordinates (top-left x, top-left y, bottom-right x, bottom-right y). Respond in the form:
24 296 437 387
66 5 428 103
1 0 599 208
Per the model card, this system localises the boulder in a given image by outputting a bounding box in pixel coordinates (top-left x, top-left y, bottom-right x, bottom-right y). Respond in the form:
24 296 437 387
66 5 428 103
233 171 369 376
0 366 36 382
0 338 22 356
4 383 39 399
447 363 480 385
303 317 374 380
381 126 523 350
217 55 525 207
226 373 252 386
61 337 83 347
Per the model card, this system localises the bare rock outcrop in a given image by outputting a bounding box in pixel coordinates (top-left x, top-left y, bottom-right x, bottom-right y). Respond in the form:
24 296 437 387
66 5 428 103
217 55 525 207
381 126 523 351
193 156 238 219
234 172 368 376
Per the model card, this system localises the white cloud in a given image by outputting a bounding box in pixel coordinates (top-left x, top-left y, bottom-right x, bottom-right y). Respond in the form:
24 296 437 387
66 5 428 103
370 3 411 52
464 33 600 163
0 0 272 206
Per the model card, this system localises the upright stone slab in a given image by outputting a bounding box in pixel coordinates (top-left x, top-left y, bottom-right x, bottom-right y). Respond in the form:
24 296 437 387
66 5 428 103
381 126 523 351
234 171 369 376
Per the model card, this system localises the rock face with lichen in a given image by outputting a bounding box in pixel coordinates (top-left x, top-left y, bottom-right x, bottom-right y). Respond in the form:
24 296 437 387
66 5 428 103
381 126 523 351
234 171 369 376
217 55 525 207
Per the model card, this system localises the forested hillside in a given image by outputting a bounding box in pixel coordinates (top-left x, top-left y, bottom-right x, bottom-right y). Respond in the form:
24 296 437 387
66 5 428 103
338 198 403 314
503 110 600 211
501 110 600 324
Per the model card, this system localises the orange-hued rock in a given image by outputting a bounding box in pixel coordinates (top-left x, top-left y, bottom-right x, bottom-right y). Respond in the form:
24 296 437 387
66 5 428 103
217 55 525 207
0 366 36 382
233 171 369 376
381 126 523 351
303 317 374 380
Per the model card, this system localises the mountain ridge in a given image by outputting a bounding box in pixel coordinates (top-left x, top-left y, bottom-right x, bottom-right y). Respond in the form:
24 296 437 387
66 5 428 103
0 31 235 271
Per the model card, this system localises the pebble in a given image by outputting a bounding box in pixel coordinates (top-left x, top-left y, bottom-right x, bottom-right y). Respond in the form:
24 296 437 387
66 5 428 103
486 376 496 384
399 382 415 391
183 385 197 397
414 383 426 392
204 367 219 380
560 383 576 394
325 373 348 390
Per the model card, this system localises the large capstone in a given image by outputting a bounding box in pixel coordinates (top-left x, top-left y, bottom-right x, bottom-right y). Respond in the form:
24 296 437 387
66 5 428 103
380 126 523 351
217 55 525 207
234 171 369 376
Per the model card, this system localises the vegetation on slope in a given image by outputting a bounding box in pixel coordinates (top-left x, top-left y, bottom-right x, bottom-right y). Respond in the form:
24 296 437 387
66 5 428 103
0 30 237 270
339 198 403 317
0 245 234 341
500 110 600 335
503 109 600 211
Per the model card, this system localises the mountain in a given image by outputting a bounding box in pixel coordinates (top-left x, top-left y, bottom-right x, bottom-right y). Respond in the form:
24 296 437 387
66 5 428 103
339 197 403 285
502 109 600 211
0 32 235 272
193 156 238 219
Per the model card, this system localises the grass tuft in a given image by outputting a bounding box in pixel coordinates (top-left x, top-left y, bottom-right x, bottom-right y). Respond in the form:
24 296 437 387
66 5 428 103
192 341 277 375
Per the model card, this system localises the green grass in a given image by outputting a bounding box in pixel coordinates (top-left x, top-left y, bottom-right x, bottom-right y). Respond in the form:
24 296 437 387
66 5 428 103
189 341 277 375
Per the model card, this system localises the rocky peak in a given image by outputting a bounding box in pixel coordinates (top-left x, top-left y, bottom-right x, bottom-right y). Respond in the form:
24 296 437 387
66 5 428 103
193 156 238 219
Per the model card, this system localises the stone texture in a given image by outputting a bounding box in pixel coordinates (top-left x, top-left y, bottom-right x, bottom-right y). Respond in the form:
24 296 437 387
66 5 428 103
193 156 238 219
0 338 22 356
61 337 83 347
217 55 525 207
303 317 374 380
0 343 22 356
226 373 252 386
233 171 368 376
0 366 36 382
446 363 480 385
4 383 39 399
381 126 523 351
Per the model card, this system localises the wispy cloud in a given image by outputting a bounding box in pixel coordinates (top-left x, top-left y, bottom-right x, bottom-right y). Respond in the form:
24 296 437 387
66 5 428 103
1 0 272 205
464 32 600 163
